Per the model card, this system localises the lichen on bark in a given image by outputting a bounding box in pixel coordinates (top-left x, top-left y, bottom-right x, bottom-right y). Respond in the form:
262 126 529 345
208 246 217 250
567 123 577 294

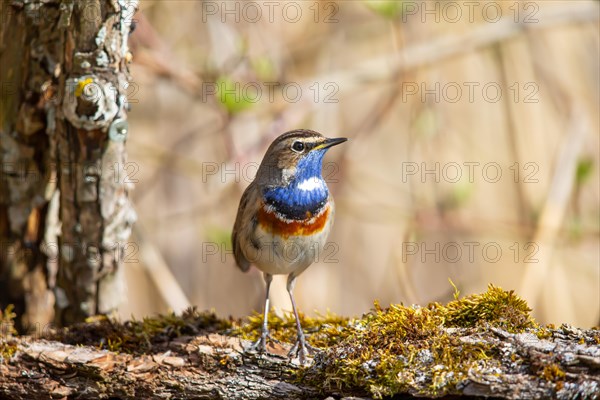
1 0 137 330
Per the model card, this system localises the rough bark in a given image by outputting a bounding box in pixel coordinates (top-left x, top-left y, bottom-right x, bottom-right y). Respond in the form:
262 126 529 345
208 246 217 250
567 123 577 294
0 327 598 400
0 0 136 330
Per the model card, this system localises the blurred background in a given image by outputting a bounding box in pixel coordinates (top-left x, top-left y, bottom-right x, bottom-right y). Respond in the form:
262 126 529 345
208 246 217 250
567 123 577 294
119 0 599 327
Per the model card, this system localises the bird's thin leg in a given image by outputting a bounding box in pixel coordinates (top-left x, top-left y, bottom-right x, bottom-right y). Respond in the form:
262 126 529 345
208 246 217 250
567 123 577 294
286 275 317 363
247 273 272 353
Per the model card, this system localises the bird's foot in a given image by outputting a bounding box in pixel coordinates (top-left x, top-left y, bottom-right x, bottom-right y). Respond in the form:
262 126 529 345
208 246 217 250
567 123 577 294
287 333 318 364
244 330 279 354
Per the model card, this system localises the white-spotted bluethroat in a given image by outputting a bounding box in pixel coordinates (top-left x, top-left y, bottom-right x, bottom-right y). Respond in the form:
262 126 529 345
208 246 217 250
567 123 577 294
232 129 347 363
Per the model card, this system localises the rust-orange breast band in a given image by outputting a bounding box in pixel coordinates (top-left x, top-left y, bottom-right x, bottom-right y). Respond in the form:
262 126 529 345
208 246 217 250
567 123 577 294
258 203 330 239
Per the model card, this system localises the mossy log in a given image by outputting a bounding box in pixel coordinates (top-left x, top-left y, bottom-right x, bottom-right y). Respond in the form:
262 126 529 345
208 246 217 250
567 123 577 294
0 325 598 399
1 286 599 399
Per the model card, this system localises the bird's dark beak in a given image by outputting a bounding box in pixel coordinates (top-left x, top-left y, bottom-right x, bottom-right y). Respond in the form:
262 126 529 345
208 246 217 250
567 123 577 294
314 137 348 151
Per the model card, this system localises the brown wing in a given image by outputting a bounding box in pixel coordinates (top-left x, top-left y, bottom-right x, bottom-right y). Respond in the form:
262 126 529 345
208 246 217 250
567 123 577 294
231 182 256 272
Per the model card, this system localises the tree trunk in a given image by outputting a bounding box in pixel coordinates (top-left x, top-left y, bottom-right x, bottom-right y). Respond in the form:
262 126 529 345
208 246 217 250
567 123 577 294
0 0 136 330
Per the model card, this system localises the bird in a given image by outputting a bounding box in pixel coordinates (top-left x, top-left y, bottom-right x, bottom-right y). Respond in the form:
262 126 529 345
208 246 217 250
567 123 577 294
232 129 347 363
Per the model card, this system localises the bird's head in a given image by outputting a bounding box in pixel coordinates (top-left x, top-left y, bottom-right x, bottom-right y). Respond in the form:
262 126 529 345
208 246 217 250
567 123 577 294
257 129 347 186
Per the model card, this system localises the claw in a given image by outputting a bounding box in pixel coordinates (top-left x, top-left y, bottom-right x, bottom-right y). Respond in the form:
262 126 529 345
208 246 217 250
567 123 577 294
287 333 318 364
244 330 281 354
246 336 267 354
245 329 269 353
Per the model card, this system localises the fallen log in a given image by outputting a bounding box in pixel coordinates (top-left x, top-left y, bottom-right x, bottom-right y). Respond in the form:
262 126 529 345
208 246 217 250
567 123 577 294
0 286 598 399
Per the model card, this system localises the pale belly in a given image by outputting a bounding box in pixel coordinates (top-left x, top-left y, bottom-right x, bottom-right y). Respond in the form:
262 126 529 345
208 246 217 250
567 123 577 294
243 205 334 276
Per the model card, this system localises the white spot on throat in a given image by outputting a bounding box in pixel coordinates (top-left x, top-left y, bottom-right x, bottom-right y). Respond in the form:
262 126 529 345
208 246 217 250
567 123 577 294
297 177 326 191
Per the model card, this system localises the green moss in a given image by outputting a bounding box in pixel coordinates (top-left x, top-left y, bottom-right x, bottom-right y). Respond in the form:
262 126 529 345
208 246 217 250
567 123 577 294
227 285 542 398
302 302 495 398
232 284 534 344
0 305 17 363
0 341 17 362
540 363 566 382
0 305 16 337
439 284 535 332
536 325 554 340
49 307 231 354
231 311 352 348
292 285 539 398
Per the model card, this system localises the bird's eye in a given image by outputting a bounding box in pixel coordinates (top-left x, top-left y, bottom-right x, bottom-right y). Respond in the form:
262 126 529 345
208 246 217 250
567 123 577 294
291 141 305 153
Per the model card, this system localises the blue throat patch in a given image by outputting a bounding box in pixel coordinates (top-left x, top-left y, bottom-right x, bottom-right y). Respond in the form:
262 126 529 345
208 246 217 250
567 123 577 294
263 149 329 220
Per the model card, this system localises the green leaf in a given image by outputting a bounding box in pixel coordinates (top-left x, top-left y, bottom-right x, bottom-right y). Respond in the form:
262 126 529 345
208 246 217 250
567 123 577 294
575 157 594 186
451 180 473 207
205 226 233 252
252 56 276 81
363 0 403 18
216 76 254 115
